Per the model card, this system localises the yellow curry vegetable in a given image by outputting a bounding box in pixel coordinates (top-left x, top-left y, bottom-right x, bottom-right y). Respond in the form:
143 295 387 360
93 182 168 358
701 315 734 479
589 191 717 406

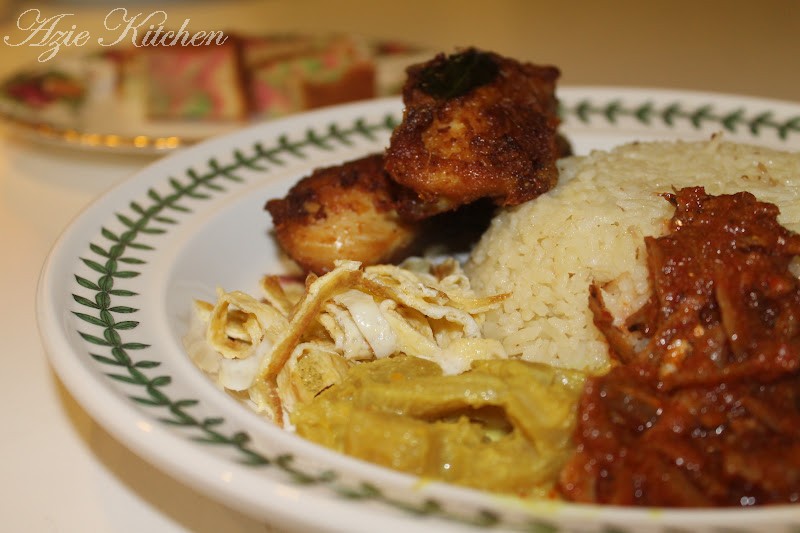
292 355 586 498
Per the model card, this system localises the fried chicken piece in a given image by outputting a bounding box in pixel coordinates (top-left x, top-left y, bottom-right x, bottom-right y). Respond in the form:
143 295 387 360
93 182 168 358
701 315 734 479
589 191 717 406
265 154 420 275
384 48 562 219
266 49 565 271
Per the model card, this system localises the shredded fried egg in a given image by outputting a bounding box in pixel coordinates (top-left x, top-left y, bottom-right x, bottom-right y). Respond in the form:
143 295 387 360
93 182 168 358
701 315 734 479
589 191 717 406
184 258 508 426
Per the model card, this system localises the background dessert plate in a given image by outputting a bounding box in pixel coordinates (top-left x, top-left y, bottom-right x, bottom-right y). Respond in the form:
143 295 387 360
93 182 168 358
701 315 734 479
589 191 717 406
0 33 426 153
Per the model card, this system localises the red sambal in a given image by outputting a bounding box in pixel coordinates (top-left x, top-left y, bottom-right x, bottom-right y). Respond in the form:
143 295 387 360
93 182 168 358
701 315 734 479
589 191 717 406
559 186 800 507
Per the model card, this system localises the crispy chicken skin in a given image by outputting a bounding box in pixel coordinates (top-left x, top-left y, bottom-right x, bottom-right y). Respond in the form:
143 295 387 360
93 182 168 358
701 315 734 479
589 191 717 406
265 154 420 274
384 48 562 219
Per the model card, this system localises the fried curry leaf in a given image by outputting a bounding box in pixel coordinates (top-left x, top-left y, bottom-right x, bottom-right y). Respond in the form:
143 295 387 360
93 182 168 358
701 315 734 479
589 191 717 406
417 49 499 99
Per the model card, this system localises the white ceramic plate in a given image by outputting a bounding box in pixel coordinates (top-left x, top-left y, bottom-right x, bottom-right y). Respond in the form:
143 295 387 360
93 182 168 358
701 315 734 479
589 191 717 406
38 89 800 532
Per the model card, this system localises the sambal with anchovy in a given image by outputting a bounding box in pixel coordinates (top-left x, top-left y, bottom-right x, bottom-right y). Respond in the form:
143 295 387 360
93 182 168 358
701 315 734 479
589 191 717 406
560 186 800 507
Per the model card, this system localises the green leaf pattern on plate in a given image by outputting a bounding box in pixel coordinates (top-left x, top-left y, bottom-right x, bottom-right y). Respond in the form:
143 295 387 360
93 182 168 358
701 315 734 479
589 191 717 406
564 98 800 139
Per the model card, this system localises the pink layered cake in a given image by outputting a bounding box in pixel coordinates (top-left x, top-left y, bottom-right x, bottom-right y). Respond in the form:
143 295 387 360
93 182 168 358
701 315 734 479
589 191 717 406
134 33 380 121
143 39 248 121
241 34 376 118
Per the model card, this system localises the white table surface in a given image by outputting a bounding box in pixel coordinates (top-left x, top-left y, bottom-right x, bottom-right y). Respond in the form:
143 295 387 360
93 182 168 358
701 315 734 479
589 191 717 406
3 1 798 531
2 136 277 532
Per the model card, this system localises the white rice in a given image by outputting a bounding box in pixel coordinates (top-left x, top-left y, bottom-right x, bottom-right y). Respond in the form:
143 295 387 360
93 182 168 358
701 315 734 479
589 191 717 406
465 137 800 373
